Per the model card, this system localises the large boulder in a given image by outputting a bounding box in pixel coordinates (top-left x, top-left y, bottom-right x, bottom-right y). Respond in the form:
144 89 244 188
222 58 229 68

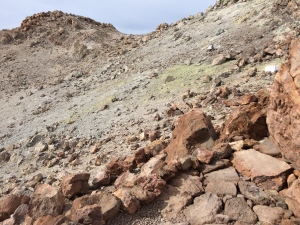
166 109 217 163
232 149 292 191
28 184 65 220
267 38 300 169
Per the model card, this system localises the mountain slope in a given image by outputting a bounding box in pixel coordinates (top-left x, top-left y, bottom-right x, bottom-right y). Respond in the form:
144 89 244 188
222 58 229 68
0 0 299 224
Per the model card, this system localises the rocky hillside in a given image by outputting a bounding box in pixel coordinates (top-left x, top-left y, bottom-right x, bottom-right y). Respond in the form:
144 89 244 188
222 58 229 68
1 0 300 224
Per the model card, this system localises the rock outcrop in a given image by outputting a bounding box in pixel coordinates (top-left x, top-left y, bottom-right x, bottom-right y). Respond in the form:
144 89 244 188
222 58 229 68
267 38 300 169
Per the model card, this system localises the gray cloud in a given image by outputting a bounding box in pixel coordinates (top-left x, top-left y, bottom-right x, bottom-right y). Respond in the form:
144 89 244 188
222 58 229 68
0 0 216 34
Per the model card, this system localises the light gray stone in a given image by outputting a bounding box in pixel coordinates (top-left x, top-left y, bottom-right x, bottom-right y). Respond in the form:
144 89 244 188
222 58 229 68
184 193 222 225
224 197 257 224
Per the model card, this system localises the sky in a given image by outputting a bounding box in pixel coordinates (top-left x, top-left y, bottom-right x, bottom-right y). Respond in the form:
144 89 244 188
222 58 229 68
0 0 216 34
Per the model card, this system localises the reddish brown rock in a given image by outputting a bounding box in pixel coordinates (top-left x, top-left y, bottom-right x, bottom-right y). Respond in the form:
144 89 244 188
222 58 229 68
232 149 292 191
139 156 167 178
132 148 149 165
130 186 156 205
70 192 121 221
194 148 214 164
61 173 90 199
28 184 64 220
136 174 166 196
212 143 233 159
166 109 217 163
113 188 140 214
33 215 72 225
267 39 300 169
149 130 159 142
217 85 231 98
76 204 105 225
0 195 23 222
219 102 268 142
11 204 29 225
92 170 111 187
237 94 258 105
106 157 134 176
144 139 169 157
114 171 137 189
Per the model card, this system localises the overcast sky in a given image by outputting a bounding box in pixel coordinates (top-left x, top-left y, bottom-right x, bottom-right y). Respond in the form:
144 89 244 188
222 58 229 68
0 0 216 34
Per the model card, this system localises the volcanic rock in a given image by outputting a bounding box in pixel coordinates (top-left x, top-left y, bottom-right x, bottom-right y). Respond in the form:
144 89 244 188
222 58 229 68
238 181 274 205
224 197 257 224
169 173 204 197
92 170 111 187
205 180 237 197
33 215 72 225
183 193 223 225
267 38 300 169
61 172 90 199
0 195 23 222
166 109 217 163
219 102 268 142
161 193 193 219
253 205 284 224
75 204 105 225
283 178 300 217
28 184 64 220
253 137 282 157
232 149 292 190
70 192 121 221
130 186 156 205
113 188 140 214
204 167 240 184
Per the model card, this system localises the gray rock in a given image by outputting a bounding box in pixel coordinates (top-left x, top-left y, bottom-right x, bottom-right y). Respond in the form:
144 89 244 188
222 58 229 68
205 180 237 197
204 167 240 184
161 193 193 219
169 174 204 197
238 181 274 205
200 159 230 174
224 197 257 224
184 193 223 225
253 137 281 157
